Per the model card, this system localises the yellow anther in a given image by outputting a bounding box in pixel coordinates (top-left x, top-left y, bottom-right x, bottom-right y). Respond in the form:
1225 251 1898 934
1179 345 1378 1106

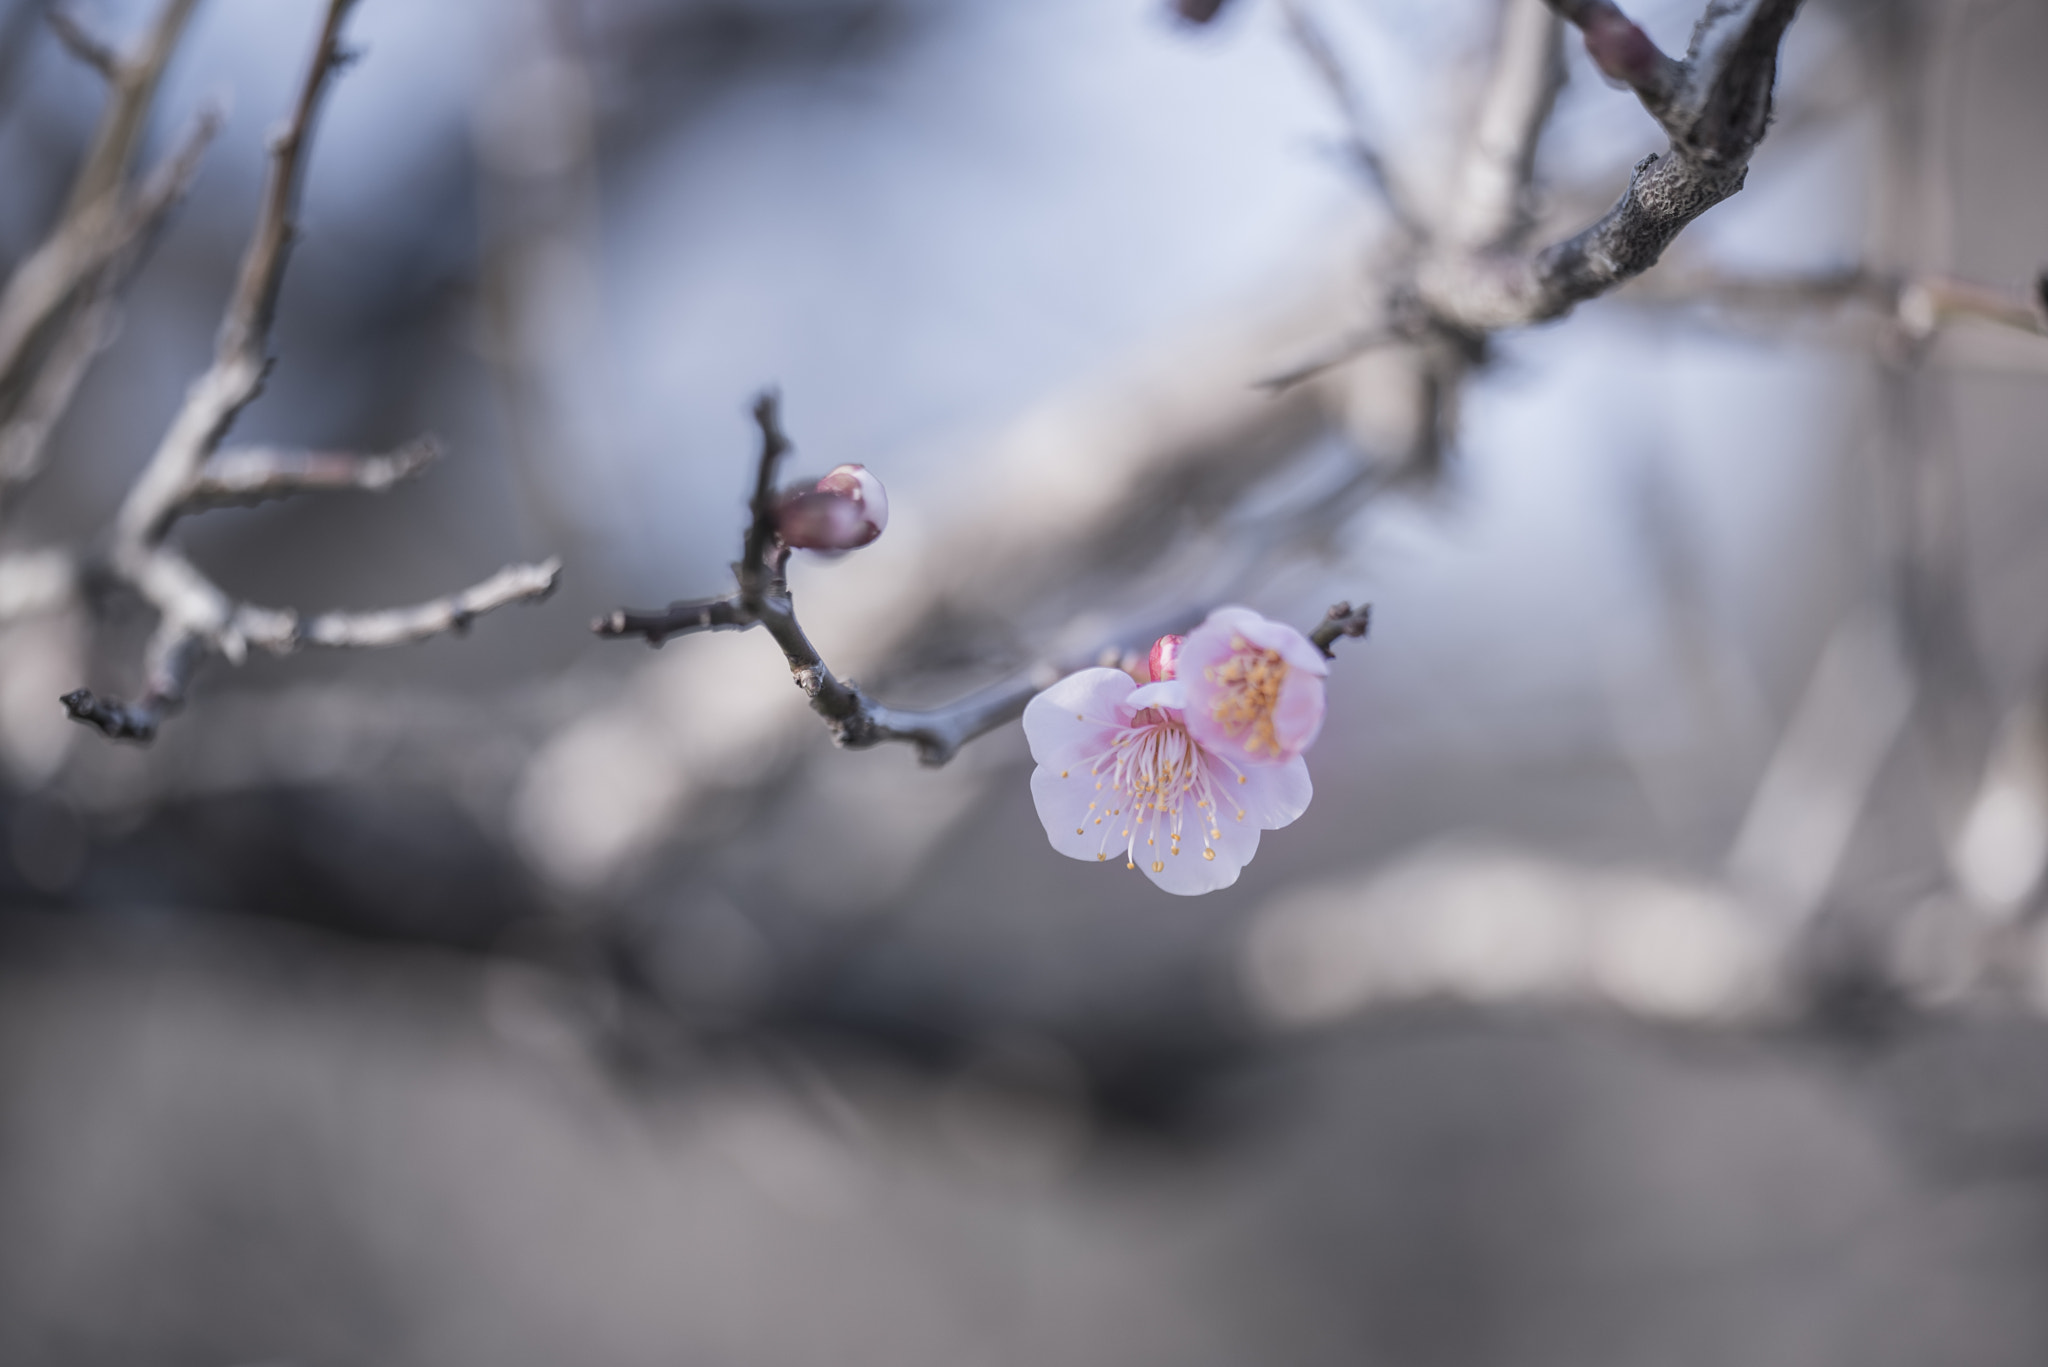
1152 860 1164 872
1238 775 1247 784
1097 853 1107 861
1061 770 1068 778
1203 849 1215 861
1126 861 1136 870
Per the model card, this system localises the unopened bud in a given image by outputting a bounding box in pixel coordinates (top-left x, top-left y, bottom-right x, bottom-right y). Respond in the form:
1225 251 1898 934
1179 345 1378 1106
1583 13 1660 88
1148 634 1185 683
775 463 888 551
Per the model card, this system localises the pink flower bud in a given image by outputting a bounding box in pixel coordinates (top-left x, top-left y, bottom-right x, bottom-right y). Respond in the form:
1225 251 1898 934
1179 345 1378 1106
1148 634 1185 683
775 463 888 551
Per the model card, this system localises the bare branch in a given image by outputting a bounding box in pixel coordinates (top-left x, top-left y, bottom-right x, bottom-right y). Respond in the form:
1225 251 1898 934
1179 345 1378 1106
47 4 120 80
0 102 218 407
595 391 1373 768
48 0 559 743
593 596 751 646
595 390 1024 766
0 109 219 514
1421 0 1806 329
0 296 115 495
1255 324 1406 393
1541 1 1684 121
1274 0 1418 230
61 0 201 221
287 560 562 651
63 561 561 743
1443 0 1565 252
117 1 358 546
60 622 203 742
182 437 441 512
1897 273 2047 340
1627 264 2048 342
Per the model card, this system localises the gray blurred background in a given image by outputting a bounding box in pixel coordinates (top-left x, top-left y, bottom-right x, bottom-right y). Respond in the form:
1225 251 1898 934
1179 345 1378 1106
5 0 2048 1362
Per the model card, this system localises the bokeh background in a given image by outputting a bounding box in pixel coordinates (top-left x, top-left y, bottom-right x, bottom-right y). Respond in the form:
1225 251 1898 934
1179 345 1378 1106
6 0 2048 1362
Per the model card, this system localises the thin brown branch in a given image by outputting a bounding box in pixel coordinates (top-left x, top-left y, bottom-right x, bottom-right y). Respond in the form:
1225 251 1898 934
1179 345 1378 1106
593 596 751 645
1420 0 1806 329
597 390 1032 765
287 561 564 651
595 391 1376 768
1628 263 2048 342
0 91 217 407
182 437 442 512
61 0 201 221
0 107 219 513
1443 0 1565 252
1542 1 1684 121
117 1 357 546
1255 324 1407 393
47 5 119 79
1274 0 1418 231
63 560 563 742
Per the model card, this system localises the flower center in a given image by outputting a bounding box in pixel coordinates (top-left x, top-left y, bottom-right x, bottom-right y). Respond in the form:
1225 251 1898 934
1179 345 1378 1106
1073 710 1249 871
1204 637 1289 756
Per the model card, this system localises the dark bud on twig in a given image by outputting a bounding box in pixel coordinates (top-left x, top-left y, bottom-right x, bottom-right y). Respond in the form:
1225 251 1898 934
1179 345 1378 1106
1173 0 1236 25
1582 12 1661 89
775 463 888 552
1309 601 1372 659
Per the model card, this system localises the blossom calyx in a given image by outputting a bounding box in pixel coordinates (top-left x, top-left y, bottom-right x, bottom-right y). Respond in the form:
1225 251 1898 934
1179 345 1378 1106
775 463 889 551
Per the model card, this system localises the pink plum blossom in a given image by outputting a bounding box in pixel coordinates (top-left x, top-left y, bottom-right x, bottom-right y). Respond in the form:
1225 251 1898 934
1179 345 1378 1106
1024 612 1318 896
1179 605 1328 766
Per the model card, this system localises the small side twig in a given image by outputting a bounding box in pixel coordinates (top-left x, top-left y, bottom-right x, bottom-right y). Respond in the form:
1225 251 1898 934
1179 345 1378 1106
1310 601 1372 659
597 391 1030 766
55 0 558 743
1274 0 1420 232
1418 0 1806 329
181 436 442 512
598 391 1375 766
47 5 121 80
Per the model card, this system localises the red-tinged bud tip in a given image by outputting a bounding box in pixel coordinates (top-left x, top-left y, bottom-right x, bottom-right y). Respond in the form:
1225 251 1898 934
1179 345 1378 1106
1583 14 1659 85
775 463 888 552
1148 634 1185 683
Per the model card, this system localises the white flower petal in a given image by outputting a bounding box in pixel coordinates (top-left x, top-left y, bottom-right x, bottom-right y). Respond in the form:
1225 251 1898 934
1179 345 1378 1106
1127 679 1189 712
1030 764 1126 863
1228 755 1313 830
1135 795 1261 896
1023 668 1133 769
